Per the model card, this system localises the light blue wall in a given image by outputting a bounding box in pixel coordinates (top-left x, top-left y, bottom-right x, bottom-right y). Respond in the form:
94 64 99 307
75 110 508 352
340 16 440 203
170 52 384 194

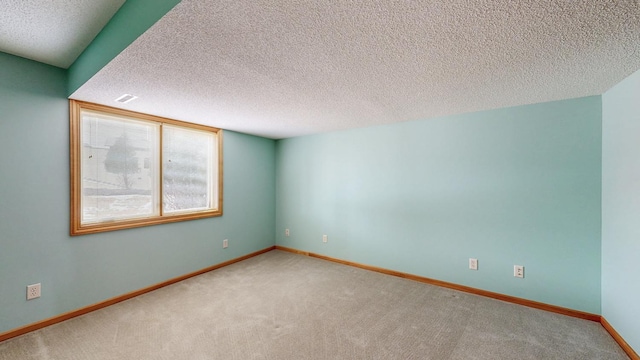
602 69 640 354
276 97 602 314
0 52 275 333
4 40 637 348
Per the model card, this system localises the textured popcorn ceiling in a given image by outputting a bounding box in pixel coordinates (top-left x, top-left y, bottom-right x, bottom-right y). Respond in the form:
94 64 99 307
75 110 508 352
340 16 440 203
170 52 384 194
0 0 125 68
72 0 640 139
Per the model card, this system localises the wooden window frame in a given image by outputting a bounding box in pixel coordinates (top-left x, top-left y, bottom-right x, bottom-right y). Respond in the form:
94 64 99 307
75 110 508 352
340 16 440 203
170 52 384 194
70 100 223 235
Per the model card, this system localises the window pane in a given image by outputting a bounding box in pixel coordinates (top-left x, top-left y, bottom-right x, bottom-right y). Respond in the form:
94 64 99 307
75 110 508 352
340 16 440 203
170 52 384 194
163 125 217 214
81 112 160 224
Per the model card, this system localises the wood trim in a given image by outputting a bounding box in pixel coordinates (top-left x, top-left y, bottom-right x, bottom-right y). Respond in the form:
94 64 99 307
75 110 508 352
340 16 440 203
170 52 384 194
602 317 640 360
0 246 275 343
159 122 164 217
71 100 221 133
69 100 81 235
69 99 224 236
71 211 224 235
275 246 309 256
217 130 224 215
4 244 637 359
274 246 601 322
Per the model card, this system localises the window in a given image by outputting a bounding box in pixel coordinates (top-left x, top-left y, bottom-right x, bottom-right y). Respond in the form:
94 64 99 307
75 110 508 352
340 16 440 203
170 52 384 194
70 100 222 235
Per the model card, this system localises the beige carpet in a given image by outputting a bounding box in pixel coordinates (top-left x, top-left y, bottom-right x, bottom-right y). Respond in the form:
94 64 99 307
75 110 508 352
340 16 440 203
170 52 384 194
0 250 628 359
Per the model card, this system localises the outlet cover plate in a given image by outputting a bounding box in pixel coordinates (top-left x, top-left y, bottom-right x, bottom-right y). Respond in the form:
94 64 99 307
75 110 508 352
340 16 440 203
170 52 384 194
469 258 478 270
27 283 41 300
514 265 524 278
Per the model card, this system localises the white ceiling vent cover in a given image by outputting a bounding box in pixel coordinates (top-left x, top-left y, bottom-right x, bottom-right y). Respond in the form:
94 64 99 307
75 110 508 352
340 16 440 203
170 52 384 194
115 94 138 103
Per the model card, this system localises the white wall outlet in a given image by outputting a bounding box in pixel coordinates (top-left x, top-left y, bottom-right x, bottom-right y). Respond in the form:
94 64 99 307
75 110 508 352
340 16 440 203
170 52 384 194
322 234 328 243
223 239 228 248
285 228 290 237
27 283 41 300
514 265 524 278
469 258 478 270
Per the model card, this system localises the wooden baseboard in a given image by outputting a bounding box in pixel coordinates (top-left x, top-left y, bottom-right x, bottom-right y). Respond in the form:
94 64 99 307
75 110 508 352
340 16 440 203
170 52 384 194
274 245 601 322
4 244 637 360
602 317 640 360
0 246 275 343
277 246 640 358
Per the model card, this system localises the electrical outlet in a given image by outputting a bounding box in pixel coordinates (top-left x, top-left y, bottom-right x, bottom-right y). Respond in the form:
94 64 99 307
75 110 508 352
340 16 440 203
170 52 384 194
27 283 41 300
322 235 328 243
514 265 524 278
223 239 228 248
285 228 290 237
469 258 478 270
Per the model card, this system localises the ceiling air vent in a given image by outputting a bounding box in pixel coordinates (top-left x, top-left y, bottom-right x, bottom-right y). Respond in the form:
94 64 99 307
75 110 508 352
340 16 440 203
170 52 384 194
115 94 138 103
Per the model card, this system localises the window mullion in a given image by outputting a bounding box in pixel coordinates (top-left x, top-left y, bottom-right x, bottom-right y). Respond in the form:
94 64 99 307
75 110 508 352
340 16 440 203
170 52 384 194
159 123 164 217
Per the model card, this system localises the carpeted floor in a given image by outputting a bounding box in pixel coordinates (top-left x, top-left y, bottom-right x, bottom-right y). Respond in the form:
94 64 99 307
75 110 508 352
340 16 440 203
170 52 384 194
0 250 629 359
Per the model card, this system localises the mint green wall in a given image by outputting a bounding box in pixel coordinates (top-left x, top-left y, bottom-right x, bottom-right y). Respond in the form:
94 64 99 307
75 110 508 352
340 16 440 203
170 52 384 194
5 38 636 345
276 97 602 313
67 0 180 93
0 52 275 333
602 69 640 354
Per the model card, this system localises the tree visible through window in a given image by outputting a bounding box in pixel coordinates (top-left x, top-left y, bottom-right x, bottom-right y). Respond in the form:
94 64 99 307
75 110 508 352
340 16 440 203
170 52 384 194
70 100 223 235
104 134 140 190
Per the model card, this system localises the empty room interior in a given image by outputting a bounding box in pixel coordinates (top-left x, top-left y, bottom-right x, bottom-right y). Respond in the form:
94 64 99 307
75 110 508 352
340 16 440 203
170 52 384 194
1 1 639 359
